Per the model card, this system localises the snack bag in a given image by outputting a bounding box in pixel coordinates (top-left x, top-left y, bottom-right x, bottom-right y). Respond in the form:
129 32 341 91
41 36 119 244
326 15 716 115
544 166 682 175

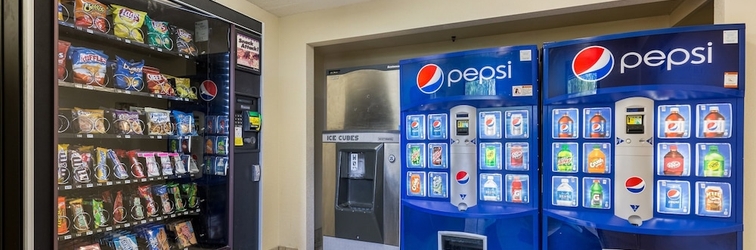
112 190 126 224
111 5 146 43
181 183 198 208
155 226 170 250
145 16 172 50
171 153 186 174
172 221 198 247
158 153 173 176
145 108 172 135
114 234 138 249
172 110 195 136
69 47 108 86
94 147 110 183
72 108 108 134
173 78 197 99
69 198 89 233
58 144 71 184
70 146 93 184
167 183 185 212
205 116 216 134
58 196 69 235
126 150 146 178
113 56 144 91
175 28 198 56
217 116 230 134
92 198 106 228
74 0 108 32
58 40 71 80
112 110 143 135
143 66 174 96
77 243 101 250
138 185 158 217
107 149 129 180
153 185 173 215
204 137 215 154
138 152 160 177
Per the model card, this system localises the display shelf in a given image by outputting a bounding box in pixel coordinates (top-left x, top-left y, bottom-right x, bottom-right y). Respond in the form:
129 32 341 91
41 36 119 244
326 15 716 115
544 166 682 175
57 208 202 241
59 133 195 140
58 173 197 191
59 81 197 102
403 199 537 219
544 209 743 236
58 21 195 60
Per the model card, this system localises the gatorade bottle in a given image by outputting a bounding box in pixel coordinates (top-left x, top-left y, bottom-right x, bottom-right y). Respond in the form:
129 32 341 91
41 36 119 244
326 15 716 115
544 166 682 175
483 176 500 201
558 113 574 138
589 112 607 138
511 176 523 203
663 145 685 176
703 106 726 138
664 107 686 138
704 146 725 177
590 180 604 208
586 145 606 173
556 145 574 172
556 179 574 206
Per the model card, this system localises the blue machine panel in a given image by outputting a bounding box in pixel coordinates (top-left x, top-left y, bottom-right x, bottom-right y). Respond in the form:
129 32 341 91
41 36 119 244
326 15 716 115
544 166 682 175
400 45 540 250
542 24 744 250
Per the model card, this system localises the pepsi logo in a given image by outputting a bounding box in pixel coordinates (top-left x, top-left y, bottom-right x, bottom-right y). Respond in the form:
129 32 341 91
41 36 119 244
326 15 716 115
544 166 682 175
432 120 441 128
485 117 495 127
625 176 646 194
706 121 718 131
559 124 570 132
667 188 681 200
200 80 218 101
455 171 469 185
591 123 602 132
667 122 679 131
411 121 419 128
572 46 614 82
512 117 522 126
416 64 444 94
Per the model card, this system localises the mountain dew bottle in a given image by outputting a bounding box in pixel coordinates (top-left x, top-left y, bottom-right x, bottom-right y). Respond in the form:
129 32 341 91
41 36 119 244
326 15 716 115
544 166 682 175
556 145 574 172
704 145 725 177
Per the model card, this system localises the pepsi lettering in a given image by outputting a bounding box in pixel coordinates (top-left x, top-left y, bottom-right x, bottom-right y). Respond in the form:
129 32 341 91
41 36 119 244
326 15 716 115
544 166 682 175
620 42 712 73
416 63 513 95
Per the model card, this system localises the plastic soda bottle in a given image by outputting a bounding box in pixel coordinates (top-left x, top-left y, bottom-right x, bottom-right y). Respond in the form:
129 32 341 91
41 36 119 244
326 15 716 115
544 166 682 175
556 179 574 206
556 145 574 172
510 145 524 169
586 145 606 173
483 176 500 201
590 180 603 208
703 106 726 138
664 107 686 137
511 176 523 203
663 145 684 176
589 112 607 138
703 145 725 177
558 113 574 138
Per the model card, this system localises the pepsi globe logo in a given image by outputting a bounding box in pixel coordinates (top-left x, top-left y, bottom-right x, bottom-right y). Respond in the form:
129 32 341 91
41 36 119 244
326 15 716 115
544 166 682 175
200 80 218 101
572 46 614 82
591 123 602 132
512 117 522 126
411 121 419 129
667 188 681 200
416 64 444 94
559 124 570 132
432 120 441 128
625 176 646 194
706 121 718 131
668 122 679 131
455 171 469 185
485 117 495 127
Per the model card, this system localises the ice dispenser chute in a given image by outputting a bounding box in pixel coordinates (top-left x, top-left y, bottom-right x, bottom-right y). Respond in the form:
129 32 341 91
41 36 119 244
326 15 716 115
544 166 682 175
335 143 385 243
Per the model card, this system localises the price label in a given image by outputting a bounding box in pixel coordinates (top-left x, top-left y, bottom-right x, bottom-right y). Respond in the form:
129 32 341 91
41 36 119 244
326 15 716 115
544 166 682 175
157 136 163 139
86 134 93 138
184 212 188 215
115 225 121 229
115 181 122 184
86 231 93 235
125 91 131 95
75 185 82 189
157 217 162 221
107 182 112 185
125 223 130 227
64 185 72 190
85 85 94 90
64 235 72 240
197 209 201 213
125 39 131 44
75 84 83 88
141 178 147 182
170 214 176 218
141 220 147 224
125 135 131 139
157 48 163 52
86 29 93 34
86 184 93 188
184 55 189 59
150 94 156 97
157 95 163 98
106 227 112 231
125 180 131 184
76 134 83 138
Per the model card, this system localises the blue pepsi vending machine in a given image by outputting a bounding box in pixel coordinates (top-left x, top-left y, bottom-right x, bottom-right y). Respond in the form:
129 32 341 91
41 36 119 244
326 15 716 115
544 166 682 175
400 45 539 250
541 24 745 250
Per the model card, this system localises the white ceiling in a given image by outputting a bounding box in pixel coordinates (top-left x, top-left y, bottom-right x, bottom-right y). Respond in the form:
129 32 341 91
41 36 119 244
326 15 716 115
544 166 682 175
246 0 377 17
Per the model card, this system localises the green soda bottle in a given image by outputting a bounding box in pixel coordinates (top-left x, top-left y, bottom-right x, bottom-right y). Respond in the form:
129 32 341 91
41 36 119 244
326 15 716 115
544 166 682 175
704 145 725 177
590 180 603 208
556 145 573 172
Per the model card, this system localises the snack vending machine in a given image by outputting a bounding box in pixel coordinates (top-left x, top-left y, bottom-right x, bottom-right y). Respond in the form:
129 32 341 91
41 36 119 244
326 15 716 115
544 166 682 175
47 0 263 248
400 45 540 250
541 24 744 250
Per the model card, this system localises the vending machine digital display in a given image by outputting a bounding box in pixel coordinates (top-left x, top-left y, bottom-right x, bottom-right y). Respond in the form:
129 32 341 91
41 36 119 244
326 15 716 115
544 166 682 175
400 45 539 250
541 24 745 250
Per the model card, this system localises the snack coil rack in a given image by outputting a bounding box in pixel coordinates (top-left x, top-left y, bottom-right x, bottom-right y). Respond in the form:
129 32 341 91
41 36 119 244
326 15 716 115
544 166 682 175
58 173 197 191
59 80 197 102
57 208 202 241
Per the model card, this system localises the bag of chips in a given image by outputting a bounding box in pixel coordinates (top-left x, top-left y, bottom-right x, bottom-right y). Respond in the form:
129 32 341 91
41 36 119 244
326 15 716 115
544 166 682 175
144 66 174 96
181 182 198 208
170 220 197 248
111 5 146 43
153 185 173 215
112 110 143 135
158 153 173 176
175 28 198 56
72 108 108 134
167 183 185 212
113 56 144 91
145 108 172 135
145 16 172 50
58 40 71 80
172 78 197 99
172 110 195 136
74 0 108 33
69 47 108 86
